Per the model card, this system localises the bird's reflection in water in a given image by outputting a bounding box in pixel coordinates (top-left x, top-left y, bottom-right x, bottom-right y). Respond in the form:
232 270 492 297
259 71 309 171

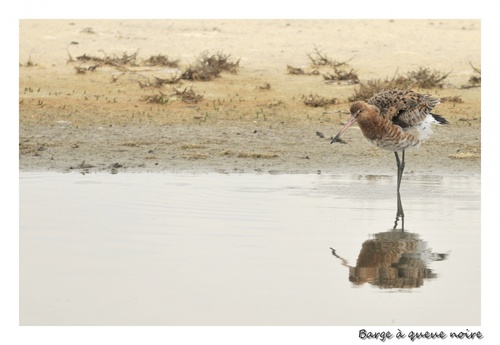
331 195 448 289
394 191 404 230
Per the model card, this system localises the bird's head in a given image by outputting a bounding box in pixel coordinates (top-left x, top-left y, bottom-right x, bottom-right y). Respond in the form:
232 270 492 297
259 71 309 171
331 101 372 143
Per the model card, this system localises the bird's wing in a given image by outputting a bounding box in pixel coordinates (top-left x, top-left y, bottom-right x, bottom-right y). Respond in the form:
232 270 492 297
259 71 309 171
367 90 440 128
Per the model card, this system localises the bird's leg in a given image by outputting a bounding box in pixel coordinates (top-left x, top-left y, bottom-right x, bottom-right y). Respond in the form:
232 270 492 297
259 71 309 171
394 150 405 193
393 150 406 230
400 151 406 230
393 191 405 231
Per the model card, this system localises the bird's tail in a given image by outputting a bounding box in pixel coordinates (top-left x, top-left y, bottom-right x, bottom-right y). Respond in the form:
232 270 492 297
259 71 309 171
431 113 449 125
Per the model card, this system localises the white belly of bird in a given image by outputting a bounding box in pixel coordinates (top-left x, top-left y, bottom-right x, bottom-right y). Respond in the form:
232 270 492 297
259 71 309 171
368 115 440 152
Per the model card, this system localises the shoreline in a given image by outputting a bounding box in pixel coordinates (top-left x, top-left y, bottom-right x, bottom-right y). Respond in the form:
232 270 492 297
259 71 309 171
20 20 481 176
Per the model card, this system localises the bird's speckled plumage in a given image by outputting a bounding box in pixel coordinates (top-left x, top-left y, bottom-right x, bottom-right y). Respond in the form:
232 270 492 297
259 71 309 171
334 89 448 152
367 89 441 128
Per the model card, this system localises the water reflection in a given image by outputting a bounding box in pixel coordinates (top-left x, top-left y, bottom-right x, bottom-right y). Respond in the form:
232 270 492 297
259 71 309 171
19 173 480 325
332 194 448 289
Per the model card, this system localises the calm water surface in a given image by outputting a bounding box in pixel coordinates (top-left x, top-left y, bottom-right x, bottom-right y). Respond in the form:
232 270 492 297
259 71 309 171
19 172 480 325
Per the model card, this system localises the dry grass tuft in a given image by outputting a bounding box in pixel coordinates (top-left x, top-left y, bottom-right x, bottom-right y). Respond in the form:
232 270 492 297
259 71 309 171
141 92 170 104
307 47 353 68
302 93 339 107
21 56 37 67
138 74 182 88
286 65 320 76
172 86 204 103
181 51 239 81
287 65 305 75
141 86 203 105
141 86 203 104
349 67 450 101
406 67 450 88
464 62 481 88
75 49 140 68
322 66 359 84
143 54 180 67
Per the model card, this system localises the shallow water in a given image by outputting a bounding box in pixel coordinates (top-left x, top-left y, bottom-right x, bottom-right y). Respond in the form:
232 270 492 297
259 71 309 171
19 172 480 326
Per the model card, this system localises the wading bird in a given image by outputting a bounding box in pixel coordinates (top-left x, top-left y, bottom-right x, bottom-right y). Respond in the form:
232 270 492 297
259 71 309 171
331 89 449 227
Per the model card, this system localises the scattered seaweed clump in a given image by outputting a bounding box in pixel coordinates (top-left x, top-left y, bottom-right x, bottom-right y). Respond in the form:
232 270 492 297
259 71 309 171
20 56 37 67
181 51 240 81
70 50 180 70
286 65 320 76
68 49 240 86
74 64 100 74
144 54 180 67
462 62 481 88
287 65 305 75
304 47 358 84
307 47 353 68
287 48 355 78
141 86 203 105
76 49 140 67
138 74 182 88
172 86 204 104
349 67 450 101
141 92 170 104
302 93 339 107
322 66 359 84
406 67 450 88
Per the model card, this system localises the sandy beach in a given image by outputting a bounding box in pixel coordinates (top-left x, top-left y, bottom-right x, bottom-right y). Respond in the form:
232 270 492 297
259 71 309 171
19 19 481 175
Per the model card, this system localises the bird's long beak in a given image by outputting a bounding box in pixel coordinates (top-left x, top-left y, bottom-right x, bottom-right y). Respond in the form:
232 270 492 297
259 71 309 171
331 115 357 143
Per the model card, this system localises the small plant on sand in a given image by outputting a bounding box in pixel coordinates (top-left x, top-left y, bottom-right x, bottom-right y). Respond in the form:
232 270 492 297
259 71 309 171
307 47 353 68
143 54 180 67
141 86 203 105
73 49 140 68
141 92 170 104
74 64 100 74
20 56 37 67
406 67 450 88
322 66 359 84
181 51 240 81
287 65 305 75
349 67 450 101
302 93 339 107
173 86 204 104
464 62 481 88
304 47 358 83
138 74 182 88
286 65 320 76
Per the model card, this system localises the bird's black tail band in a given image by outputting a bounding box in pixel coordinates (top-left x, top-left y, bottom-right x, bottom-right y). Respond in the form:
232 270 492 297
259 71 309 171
431 113 449 125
